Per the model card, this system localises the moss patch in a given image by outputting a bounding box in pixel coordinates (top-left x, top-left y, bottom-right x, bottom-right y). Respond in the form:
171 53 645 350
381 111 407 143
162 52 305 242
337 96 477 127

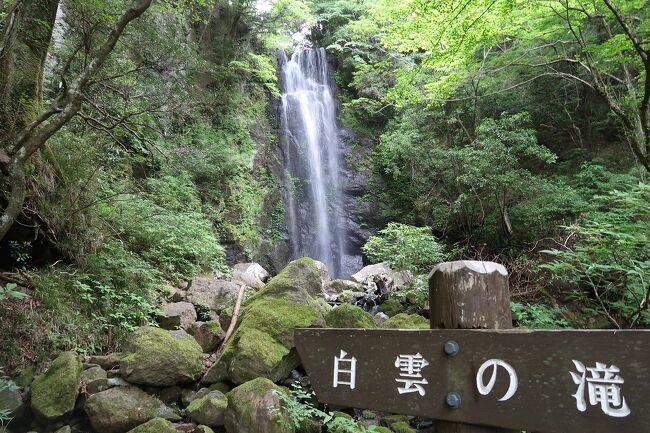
225 377 293 433
390 421 416 433
377 299 404 317
187 390 228 426
380 313 429 329
126 418 177 433
31 351 82 422
325 304 375 329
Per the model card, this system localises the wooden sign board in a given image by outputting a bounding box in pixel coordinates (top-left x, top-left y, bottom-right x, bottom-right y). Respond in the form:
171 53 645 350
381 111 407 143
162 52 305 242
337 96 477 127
295 328 650 433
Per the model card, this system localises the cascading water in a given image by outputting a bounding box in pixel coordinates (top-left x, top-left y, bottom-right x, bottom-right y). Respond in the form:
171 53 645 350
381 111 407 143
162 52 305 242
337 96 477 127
278 48 350 277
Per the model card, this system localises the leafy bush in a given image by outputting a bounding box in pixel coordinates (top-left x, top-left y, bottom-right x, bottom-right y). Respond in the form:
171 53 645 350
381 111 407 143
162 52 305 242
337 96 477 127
0 367 18 424
511 302 569 329
362 223 446 274
542 184 650 328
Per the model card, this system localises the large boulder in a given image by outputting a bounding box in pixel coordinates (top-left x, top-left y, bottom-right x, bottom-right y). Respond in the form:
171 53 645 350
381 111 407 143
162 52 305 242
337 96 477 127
31 351 82 423
127 418 177 433
187 278 241 313
186 390 228 427
158 302 197 330
85 387 178 433
231 263 270 290
325 304 375 329
351 262 410 288
120 327 203 386
224 378 293 433
202 258 325 385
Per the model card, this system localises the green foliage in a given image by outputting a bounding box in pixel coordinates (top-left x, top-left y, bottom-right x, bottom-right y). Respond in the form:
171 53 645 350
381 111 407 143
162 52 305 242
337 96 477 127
362 223 446 274
0 367 18 424
273 382 379 432
511 302 569 329
0 283 27 302
541 184 650 328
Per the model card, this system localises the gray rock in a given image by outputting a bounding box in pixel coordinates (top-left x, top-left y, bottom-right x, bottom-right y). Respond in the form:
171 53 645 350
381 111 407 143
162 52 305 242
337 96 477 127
187 278 241 313
88 353 122 370
84 386 178 433
82 366 107 382
352 262 410 288
324 279 362 295
188 321 225 352
231 263 269 290
159 302 197 330
373 312 390 326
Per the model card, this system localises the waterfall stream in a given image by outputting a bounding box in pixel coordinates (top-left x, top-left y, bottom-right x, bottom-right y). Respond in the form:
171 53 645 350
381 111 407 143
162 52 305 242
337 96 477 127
279 48 350 277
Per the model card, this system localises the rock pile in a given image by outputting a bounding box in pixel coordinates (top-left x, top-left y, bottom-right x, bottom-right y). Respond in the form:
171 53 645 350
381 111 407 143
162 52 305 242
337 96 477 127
2 258 426 433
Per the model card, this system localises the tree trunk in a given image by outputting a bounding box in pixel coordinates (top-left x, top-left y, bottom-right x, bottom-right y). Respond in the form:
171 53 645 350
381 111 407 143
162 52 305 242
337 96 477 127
0 0 60 147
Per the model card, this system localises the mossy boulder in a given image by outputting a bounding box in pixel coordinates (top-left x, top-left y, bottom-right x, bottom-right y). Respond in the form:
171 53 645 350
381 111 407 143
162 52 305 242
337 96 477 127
325 304 375 328
390 421 416 433
186 390 228 427
120 326 203 386
254 257 322 299
380 313 429 329
126 418 177 433
296 418 322 433
204 258 325 385
224 377 293 433
84 386 178 433
377 299 405 317
228 328 300 384
31 351 82 423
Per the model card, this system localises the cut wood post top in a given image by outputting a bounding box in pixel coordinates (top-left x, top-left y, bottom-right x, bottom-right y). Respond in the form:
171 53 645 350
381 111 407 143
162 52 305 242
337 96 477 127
429 260 508 277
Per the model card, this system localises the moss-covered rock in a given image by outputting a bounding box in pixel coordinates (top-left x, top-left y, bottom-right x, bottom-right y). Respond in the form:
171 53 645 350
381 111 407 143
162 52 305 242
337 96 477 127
325 304 375 329
205 259 325 385
380 313 429 329
209 382 232 394
379 415 409 427
126 418 177 433
254 257 322 299
31 351 82 423
390 421 416 433
82 365 107 382
224 377 293 433
228 328 299 384
120 326 203 386
377 299 405 317
195 426 216 433
84 386 177 433
374 427 391 433
186 390 228 427
297 417 322 433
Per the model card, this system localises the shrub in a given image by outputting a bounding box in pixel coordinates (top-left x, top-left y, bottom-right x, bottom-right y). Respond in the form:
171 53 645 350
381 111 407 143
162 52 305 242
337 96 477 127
542 184 650 328
362 223 446 274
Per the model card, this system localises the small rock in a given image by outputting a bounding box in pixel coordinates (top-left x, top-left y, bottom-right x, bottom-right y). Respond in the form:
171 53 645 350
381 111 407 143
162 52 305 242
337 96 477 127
159 302 198 330
126 417 177 433
82 366 107 382
156 386 182 405
351 262 410 288
86 378 110 395
195 426 216 433
54 426 71 433
186 390 228 427
169 287 187 302
188 321 225 352
89 353 122 370
373 312 390 326
106 377 130 387
171 423 198 432
313 261 331 288
324 279 362 295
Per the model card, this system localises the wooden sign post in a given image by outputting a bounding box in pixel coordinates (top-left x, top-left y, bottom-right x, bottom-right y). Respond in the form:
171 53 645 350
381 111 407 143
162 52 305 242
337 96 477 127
295 261 650 433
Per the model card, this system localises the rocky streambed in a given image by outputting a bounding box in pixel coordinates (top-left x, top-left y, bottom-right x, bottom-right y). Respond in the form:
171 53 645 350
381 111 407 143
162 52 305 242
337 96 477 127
1 258 431 433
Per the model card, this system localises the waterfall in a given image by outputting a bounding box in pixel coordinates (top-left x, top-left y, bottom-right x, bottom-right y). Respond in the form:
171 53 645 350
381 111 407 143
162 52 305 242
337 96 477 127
278 48 349 277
